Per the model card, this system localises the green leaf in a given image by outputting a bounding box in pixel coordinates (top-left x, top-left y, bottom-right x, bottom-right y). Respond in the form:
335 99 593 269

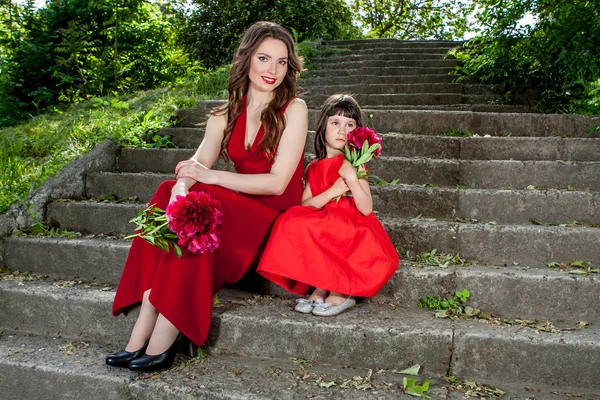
455 289 470 303
403 377 431 398
569 260 588 268
568 269 589 275
397 364 421 376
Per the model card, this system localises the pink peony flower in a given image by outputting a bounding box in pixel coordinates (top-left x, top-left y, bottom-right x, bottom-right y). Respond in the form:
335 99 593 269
347 127 382 157
166 191 223 255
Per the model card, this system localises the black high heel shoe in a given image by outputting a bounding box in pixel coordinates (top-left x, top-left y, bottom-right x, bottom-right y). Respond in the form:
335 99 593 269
106 342 148 368
128 333 185 372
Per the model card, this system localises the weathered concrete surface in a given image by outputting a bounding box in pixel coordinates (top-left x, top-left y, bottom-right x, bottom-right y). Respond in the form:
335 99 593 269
372 186 458 218
461 160 600 191
367 156 460 185
382 217 459 254
303 74 458 85
325 39 461 50
324 46 454 55
461 136 600 161
47 201 143 235
2 236 129 283
0 333 448 400
0 280 135 341
305 83 463 95
452 321 600 389
180 106 599 135
378 263 455 306
1 140 120 234
313 59 460 69
455 266 600 323
209 299 453 376
314 52 453 62
306 93 464 108
306 66 456 77
87 172 172 202
458 188 600 224
458 224 600 267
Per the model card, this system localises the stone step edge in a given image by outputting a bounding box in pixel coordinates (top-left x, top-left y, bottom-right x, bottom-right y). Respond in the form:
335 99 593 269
42 199 600 229
4 234 600 320
120 147 600 164
1 280 598 390
0 332 471 400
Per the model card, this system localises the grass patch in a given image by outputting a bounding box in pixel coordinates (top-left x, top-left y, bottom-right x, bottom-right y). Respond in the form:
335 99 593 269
0 66 229 215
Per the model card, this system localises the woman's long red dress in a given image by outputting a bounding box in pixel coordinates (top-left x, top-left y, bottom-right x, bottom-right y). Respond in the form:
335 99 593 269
257 154 399 297
112 99 304 346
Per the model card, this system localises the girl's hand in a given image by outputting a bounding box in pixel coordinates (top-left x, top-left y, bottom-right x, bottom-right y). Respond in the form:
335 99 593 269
328 177 350 199
339 160 358 183
175 160 216 184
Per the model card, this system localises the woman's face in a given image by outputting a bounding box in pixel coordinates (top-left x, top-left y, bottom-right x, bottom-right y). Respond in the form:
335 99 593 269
325 114 357 157
248 37 289 93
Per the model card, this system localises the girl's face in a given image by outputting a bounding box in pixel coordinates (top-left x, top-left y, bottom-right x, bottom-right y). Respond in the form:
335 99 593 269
248 37 289 94
324 114 357 157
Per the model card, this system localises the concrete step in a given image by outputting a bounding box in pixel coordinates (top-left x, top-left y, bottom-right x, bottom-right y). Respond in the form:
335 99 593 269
180 105 598 136
325 39 462 50
0 332 437 400
332 46 456 55
114 150 459 186
303 83 464 95
0 279 598 391
8 207 600 268
313 52 452 62
301 74 458 85
113 148 600 191
305 93 464 107
381 217 600 267
313 59 460 69
4 233 600 324
303 66 456 77
48 184 600 232
385 264 600 324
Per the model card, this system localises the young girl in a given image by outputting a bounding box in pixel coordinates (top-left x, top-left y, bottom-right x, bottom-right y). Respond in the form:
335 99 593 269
257 94 399 316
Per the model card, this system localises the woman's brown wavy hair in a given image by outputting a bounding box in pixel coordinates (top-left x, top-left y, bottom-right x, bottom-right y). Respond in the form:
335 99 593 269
314 94 364 160
212 21 303 162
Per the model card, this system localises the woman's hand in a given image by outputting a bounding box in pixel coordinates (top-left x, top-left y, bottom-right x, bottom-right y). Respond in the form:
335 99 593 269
175 159 216 184
338 160 358 183
327 177 350 199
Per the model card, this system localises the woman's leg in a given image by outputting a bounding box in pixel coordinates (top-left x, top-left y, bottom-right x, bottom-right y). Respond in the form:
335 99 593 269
125 289 158 351
145 314 180 355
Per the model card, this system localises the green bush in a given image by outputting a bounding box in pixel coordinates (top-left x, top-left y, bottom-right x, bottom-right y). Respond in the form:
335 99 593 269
453 0 600 114
0 66 228 214
179 0 360 68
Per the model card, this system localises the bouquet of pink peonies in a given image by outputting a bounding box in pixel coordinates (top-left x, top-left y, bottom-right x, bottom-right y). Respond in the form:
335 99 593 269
126 191 223 258
342 126 382 179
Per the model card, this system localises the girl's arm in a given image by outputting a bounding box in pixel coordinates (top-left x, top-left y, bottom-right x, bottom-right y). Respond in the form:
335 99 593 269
339 161 373 216
175 99 308 196
301 178 349 208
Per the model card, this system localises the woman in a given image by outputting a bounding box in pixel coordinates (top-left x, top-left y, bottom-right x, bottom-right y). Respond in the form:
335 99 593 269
106 21 308 372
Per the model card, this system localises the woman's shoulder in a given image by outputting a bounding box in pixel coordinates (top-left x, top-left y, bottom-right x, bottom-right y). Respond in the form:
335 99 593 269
284 97 308 117
207 112 228 129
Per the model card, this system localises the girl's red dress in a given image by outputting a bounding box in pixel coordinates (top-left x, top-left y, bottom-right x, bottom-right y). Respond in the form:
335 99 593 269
257 154 399 297
112 98 304 346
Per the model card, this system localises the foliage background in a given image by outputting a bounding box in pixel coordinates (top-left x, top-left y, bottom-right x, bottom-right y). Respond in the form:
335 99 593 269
453 0 600 114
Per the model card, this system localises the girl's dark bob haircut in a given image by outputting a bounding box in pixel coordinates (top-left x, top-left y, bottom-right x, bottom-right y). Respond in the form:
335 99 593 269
314 94 364 160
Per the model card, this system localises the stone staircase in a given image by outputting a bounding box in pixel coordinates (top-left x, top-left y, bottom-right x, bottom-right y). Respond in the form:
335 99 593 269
1 39 600 399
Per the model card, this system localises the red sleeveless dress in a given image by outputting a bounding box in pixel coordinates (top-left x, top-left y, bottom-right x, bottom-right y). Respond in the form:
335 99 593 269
112 98 304 346
257 154 399 297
